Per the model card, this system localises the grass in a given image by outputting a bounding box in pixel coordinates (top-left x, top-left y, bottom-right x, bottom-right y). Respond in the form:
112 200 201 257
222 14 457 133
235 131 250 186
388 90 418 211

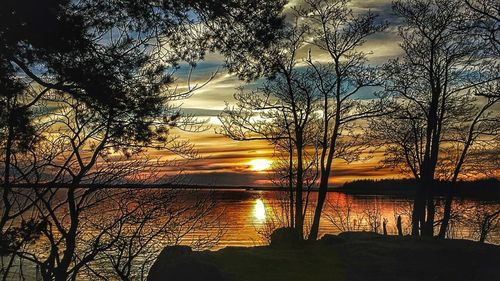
210 232 499 281
212 245 345 281
149 232 500 281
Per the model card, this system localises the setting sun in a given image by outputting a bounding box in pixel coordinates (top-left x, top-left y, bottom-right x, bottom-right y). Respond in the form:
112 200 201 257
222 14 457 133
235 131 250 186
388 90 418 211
248 159 272 171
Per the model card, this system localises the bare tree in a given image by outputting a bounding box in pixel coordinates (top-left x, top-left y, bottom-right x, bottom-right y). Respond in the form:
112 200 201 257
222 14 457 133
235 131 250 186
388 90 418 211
372 0 499 236
393 201 414 236
437 86 499 238
86 189 223 281
364 205 383 233
221 0 389 241
269 138 320 231
0 78 53 279
463 0 500 54
10 59 211 279
295 0 388 240
219 21 321 238
368 87 499 238
2 1 288 279
463 203 500 243
325 198 364 233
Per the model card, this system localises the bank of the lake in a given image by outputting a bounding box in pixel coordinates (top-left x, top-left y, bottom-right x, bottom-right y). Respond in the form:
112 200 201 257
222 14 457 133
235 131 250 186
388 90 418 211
334 178 500 200
148 232 500 281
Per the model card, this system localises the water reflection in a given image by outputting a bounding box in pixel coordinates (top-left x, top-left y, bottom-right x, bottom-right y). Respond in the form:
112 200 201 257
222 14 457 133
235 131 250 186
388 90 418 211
222 190 499 247
6 188 497 281
253 199 266 222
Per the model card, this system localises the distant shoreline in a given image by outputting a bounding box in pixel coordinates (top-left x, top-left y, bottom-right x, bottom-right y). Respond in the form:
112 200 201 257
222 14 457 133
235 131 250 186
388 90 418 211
332 178 500 200
9 178 499 200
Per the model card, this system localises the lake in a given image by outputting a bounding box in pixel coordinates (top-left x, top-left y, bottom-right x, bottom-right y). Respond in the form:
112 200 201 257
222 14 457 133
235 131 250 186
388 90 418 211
200 189 499 247
2 188 498 280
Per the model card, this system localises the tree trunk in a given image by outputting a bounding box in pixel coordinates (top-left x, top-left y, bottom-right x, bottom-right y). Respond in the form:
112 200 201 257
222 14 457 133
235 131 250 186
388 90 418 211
414 46 441 237
52 183 80 281
1 122 14 229
309 94 341 241
411 185 425 236
423 192 435 236
294 142 304 238
308 175 328 241
53 271 69 281
288 145 295 228
397 215 403 236
479 216 489 243
438 109 480 238
438 184 453 239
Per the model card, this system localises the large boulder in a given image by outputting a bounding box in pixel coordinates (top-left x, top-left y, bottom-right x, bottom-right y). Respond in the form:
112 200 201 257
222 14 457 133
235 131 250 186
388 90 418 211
319 234 345 245
270 227 304 247
155 245 193 262
147 246 227 281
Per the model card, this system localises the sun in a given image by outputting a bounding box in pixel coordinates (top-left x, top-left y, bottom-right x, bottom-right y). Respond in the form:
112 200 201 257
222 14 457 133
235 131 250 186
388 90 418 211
248 159 272 171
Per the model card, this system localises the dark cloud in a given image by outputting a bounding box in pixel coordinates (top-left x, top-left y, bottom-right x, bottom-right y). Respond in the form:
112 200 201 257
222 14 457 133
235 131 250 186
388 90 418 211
176 171 271 187
181 108 222 116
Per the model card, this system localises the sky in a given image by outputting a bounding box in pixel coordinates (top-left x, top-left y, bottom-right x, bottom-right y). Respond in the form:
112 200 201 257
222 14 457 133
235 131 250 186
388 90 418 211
160 0 406 187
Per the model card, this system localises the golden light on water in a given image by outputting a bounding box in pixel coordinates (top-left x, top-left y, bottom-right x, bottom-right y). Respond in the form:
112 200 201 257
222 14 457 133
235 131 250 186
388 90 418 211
248 159 272 171
253 199 266 221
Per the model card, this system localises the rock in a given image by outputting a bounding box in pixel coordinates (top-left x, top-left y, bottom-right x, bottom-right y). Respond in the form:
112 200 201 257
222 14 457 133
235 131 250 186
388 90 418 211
157 245 193 262
270 227 303 247
320 234 345 245
148 260 226 281
147 245 227 281
337 231 384 240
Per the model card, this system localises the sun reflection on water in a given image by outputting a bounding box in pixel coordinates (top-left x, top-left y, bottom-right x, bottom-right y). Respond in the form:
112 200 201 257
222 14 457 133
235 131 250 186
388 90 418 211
253 199 266 222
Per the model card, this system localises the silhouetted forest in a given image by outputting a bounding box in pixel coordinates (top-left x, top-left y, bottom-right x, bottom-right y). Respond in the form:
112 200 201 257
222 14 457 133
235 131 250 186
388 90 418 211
338 178 500 199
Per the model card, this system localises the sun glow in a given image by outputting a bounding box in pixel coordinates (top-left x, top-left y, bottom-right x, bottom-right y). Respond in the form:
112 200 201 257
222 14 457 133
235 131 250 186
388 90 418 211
253 199 266 221
248 159 272 171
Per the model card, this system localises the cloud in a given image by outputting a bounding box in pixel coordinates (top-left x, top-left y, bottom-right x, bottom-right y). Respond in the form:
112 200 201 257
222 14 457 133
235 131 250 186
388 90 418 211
149 0 407 186
175 171 271 187
180 108 222 117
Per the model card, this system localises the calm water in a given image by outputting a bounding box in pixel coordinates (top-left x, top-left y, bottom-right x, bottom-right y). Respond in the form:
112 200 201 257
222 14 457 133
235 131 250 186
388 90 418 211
206 189 500 247
2 188 498 280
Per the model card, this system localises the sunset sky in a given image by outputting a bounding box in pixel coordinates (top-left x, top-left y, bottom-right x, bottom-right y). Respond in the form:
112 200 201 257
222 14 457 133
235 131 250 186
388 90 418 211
163 0 404 187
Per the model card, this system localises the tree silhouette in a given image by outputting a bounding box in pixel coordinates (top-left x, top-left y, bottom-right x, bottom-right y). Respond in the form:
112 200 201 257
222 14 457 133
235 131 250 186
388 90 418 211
1 0 286 279
371 0 499 236
219 21 321 238
296 0 388 241
464 0 500 54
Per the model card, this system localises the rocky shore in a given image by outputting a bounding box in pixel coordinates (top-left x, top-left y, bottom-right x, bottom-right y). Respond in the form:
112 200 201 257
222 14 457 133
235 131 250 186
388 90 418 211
147 231 500 281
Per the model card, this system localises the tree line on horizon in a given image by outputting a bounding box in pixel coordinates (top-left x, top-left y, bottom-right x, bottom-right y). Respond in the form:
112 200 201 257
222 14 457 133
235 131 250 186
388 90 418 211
341 178 499 194
0 0 499 280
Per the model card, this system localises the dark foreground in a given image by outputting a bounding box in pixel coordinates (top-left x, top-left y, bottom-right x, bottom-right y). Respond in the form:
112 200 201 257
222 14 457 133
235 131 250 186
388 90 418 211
148 232 500 281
